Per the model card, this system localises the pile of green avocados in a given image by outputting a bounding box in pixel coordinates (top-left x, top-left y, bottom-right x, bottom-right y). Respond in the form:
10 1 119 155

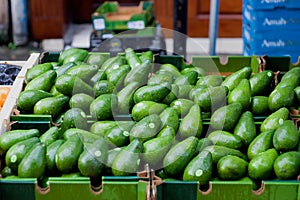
0 47 300 185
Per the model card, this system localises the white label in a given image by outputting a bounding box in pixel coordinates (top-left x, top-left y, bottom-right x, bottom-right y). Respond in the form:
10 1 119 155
94 18 105 30
127 21 145 29
261 39 285 48
263 18 287 26
261 0 285 4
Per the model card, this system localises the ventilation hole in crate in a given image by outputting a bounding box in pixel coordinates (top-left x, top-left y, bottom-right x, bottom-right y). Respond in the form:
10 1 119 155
198 182 212 195
252 181 265 196
90 176 103 194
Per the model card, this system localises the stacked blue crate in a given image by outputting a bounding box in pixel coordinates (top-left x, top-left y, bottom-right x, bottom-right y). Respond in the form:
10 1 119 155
242 0 300 63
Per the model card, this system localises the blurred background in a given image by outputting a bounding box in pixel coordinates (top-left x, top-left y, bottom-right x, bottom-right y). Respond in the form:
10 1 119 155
2 0 300 62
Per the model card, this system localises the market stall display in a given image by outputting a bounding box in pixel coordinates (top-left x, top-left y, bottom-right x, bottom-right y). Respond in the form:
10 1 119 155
0 47 299 199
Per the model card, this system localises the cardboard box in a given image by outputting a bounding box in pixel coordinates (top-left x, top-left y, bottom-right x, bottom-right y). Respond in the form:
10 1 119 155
92 1 154 31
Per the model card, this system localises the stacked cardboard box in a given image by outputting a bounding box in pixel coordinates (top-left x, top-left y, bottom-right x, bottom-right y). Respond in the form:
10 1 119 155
89 1 165 54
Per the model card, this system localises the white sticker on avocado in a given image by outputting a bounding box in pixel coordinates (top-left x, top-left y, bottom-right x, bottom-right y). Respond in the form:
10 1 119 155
174 101 181 106
93 18 105 30
195 169 203 177
123 131 130 137
279 118 284 125
10 155 17 163
149 123 155 129
80 112 86 118
267 72 273 77
94 150 102 157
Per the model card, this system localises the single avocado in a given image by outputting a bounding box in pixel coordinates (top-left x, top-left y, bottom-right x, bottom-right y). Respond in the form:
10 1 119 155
233 111 257 147
247 129 274 160
248 148 278 180
69 93 94 113
221 66 252 91
133 83 171 103
208 130 242 149
18 142 46 178
111 139 143 176
17 90 53 113
260 107 289 132
5 137 40 171
194 85 228 112
78 137 108 177
131 101 168 122
210 103 243 131
25 63 53 83
249 70 274 96
273 120 299 151
62 108 88 130
170 98 194 118
65 64 99 83
159 107 179 132
250 96 270 116
24 70 57 92
163 136 198 177
178 104 203 139
116 81 140 115
217 155 248 180
130 114 162 142
196 75 224 87
45 139 64 174
274 151 300 180
227 79 251 110
124 62 152 87
33 95 69 118
202 145 247 165
90 94 117 121
55 135 83 173
39 126 61 146
183 150 212 184
0 129 40 153
143 133 174 168
55 74 94 97
268 86 295 111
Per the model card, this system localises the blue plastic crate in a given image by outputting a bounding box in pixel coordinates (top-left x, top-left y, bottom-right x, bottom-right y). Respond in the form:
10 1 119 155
243 25 300 53
243 0 300 10
243 5 300 31
243 37 300 63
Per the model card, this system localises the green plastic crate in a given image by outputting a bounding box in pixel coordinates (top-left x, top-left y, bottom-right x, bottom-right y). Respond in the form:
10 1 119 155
0 177 147 200
156 178 300 200
92 1 154 31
